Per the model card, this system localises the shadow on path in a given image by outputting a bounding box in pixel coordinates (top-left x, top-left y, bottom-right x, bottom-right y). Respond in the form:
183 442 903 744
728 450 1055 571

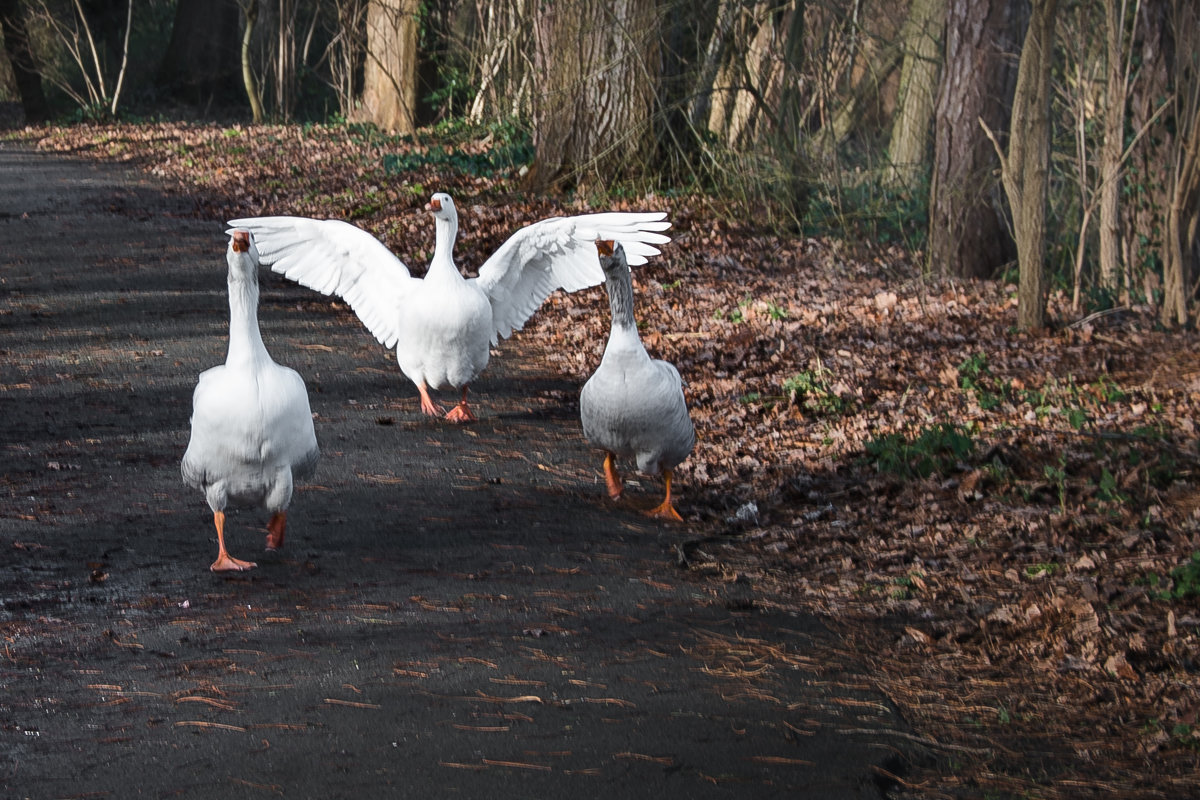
0 143 909 798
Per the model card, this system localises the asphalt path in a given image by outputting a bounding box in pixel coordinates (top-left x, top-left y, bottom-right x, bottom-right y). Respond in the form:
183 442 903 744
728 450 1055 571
0 141 908 799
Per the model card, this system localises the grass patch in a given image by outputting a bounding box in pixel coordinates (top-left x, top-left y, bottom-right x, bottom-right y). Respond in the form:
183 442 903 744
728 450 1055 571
864 423 976 479
383 118 532 179
783 368 848 417
1143 552 1200 601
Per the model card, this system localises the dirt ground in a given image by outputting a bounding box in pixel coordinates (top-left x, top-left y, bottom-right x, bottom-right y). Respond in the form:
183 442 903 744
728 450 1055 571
0 143 910 798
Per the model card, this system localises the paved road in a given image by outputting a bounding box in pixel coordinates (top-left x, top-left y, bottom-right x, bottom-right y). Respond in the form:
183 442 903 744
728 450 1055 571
0 141 907 798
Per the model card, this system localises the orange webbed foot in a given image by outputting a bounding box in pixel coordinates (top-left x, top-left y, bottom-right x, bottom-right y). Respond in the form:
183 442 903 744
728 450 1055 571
644 500 684 522
643 469 684 522
444 402 476 423
444 387 476 423
210 553 257 572
209 510 256 571
417 382 443 416
602 452 623 500
265 512 287 551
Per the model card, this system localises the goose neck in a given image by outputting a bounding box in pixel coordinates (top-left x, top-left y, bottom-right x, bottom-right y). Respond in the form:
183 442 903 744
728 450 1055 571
604 263 637 333
225 275 268 366
431 214 459 274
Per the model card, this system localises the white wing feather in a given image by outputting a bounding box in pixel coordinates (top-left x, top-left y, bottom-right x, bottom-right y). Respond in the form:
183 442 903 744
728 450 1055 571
475 212 671 343
226 216 413 349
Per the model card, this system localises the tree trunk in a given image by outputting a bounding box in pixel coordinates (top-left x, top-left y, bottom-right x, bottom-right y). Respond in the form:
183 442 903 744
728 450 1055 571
240 0 264 123
0 0 49 123
928 0 1021 279
990 0 1058 332
273 0 303 121
814 40 903 163
526 0 660 192
716 3 778 150
1097 0 1127 299
327 0 367 119
467 0 533 124
884 0 947 190
1160 0 1199 327
158 0 243 104
107 0 131 117
358 0 418 134
705 1 801 151
688 0 739 133
1125 0 1171 305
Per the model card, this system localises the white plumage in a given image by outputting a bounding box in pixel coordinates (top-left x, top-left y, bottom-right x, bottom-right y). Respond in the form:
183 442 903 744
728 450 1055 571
580 241 694 520
181 230 319 571
229 192 671 421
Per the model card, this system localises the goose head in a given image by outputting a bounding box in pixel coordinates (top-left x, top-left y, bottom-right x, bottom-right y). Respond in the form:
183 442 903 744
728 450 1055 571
595 239 628 277
426 192 458 224
227 229 261 283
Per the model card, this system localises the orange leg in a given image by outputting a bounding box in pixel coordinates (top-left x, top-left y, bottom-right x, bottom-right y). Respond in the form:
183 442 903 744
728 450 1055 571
645 469 684 522
417 381 442 416
209 510 256 572
265 511 287 551
603 452 623 500
444 386 476 423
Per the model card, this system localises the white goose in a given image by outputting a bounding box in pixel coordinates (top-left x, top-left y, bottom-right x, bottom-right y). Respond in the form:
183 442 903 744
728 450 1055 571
580 240 695 521
181 230 320 572
228 193 670 421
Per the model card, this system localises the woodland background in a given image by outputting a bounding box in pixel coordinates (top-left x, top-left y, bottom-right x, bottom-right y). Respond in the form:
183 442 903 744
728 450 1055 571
2 0 1200 798
1 0 1198 329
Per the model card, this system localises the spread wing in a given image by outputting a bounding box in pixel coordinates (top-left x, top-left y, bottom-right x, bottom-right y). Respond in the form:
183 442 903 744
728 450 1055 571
474 212 671 343
227 216 414 349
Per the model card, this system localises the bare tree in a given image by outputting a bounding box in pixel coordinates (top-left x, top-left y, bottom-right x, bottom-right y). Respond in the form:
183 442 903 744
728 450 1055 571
525 0 660 192
466 0 532 123
322 0 368 118
811 4 905 166
1097 0 1137 299
357 0 419 133
1160 0 1200 327
983 0 1059 331
687 0 739 135
30 0 133 117
239 0 265 122
269 0 320 120
1058 0 1168 312
1123 0 1170 304
1 0 50 122
884 0 946 190
928 0 1021 279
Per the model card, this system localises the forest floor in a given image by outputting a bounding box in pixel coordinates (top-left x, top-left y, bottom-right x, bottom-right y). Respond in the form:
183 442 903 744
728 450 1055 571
3 116 1200 798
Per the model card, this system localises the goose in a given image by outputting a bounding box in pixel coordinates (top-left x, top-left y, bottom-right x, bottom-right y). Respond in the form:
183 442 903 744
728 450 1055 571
181 230 320 572
228 193 670 421
580 240 695 521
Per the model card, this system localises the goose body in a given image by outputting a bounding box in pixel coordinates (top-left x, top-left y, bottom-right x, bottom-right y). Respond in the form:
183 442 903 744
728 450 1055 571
229 193 670 421
580 241 694 520
181 230 319 571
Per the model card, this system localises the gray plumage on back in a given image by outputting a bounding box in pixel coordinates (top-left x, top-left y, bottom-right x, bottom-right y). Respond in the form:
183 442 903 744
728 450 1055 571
580 241 693 520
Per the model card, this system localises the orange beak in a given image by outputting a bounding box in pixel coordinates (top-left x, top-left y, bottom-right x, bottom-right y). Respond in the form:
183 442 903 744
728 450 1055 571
428 197 442 212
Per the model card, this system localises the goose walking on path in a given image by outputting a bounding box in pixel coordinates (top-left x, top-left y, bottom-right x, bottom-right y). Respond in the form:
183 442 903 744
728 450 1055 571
580 240 695 521
182 230 320 572
229 193 670 421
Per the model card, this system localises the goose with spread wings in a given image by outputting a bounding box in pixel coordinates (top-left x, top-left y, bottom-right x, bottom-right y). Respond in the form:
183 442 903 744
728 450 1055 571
229 193 671 421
